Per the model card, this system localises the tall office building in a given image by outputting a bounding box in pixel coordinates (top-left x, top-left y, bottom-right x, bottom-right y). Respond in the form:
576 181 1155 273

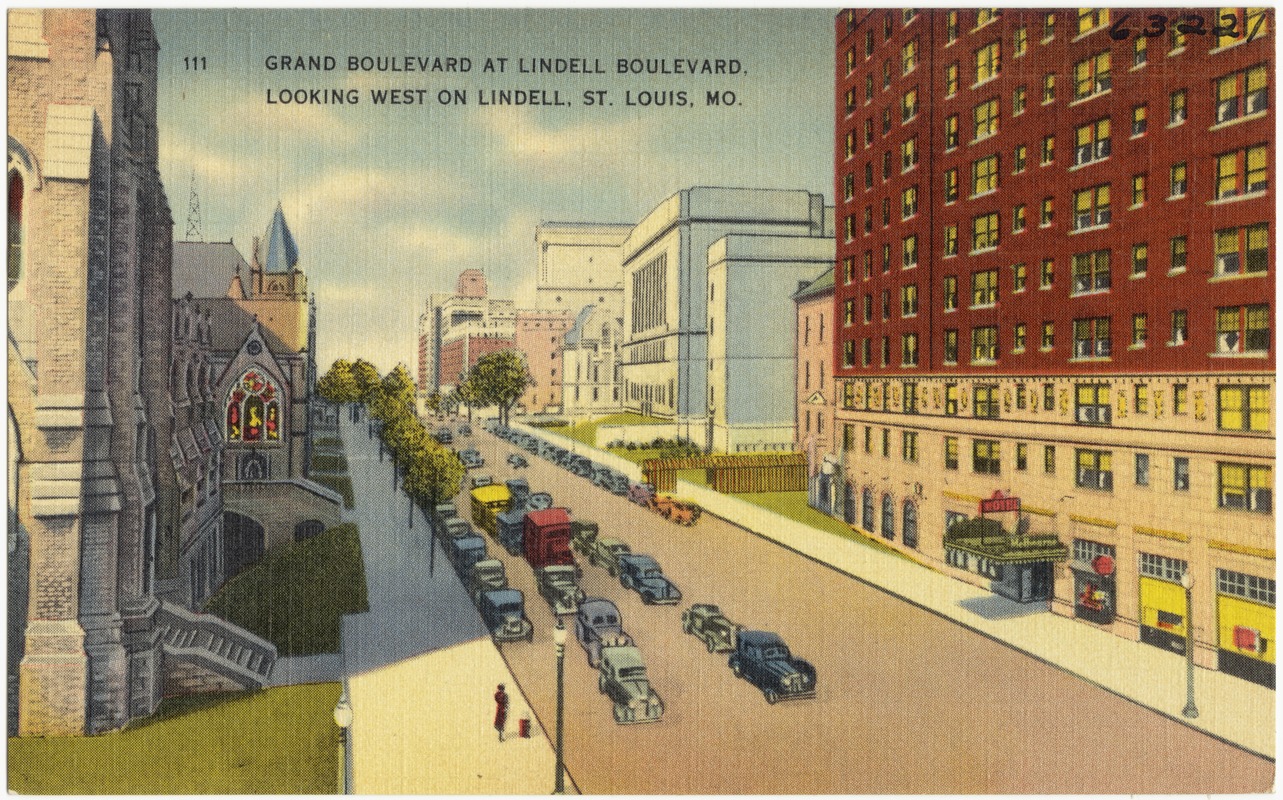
833 8 1273 686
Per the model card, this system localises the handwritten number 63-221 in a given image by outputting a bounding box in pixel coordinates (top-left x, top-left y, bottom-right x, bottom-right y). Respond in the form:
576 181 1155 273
1109 12 1265 43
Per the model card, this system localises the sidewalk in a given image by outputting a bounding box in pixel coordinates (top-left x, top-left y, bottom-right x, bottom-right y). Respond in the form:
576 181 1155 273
336 415 574 793
513 421 1275 760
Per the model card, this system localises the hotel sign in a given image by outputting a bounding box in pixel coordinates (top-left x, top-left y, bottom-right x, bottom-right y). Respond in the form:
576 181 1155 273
979 490 1020 514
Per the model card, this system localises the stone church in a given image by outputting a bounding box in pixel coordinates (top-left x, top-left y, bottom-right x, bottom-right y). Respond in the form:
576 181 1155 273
7 10 281 738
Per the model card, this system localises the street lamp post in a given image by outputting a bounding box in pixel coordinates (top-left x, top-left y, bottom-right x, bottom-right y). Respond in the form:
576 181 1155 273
1180 570 1199 719
553 619 567 794
333 690 354 794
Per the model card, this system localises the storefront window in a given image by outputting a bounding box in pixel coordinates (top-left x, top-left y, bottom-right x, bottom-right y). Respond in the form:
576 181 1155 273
1071 538 1116 624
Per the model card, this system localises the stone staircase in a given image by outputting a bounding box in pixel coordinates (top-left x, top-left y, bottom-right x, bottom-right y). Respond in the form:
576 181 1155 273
155 601 278 693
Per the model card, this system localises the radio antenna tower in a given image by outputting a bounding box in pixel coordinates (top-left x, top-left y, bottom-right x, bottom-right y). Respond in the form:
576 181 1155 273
185 169 203 241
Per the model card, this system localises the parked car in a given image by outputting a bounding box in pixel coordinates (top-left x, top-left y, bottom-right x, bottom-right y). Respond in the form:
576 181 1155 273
649 495 702 526
570 520 600 557
627 482 656 506
525 491 554 511
569 456 593 478
445 533 488 577
477 588 533 644
433 502 458 532
469 474 494 489
618 554 682 605
522 437 539 454
466 558 508 603
458 423 472 436
434 428 453 444
495 509 527 556
505 477 531 510
681 604 743 653
574 597 633 668
507 453 528 469
534 565 587 616
588 537 632 577
605 472 631 496
597 644 664 724
443 517 475 540
728 630 817 704
459 448 485 469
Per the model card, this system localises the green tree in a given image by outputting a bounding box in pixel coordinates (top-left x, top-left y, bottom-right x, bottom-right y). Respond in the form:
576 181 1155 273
455 373 482 422
470 349 531 426
381 363 416 412
403 439 465 512
317 358 357 403
351 358 382 404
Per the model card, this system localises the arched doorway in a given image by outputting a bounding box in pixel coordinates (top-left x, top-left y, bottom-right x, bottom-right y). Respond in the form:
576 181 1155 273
222 512 265 580
861 487 874 532
902 499 919 549
881 493 895 541
843 482 856 524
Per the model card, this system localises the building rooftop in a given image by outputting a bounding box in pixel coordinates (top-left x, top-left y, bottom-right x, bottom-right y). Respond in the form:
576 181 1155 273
172 240 251 299
262 204 300 274
792 266 834 301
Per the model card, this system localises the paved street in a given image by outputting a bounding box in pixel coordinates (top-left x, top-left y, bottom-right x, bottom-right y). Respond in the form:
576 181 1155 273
464 424 1273 794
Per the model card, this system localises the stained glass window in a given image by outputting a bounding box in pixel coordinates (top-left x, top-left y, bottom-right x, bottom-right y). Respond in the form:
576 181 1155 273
226 369 280 442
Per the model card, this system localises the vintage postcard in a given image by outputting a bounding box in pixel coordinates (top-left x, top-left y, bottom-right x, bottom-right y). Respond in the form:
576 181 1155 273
6 6 1276 794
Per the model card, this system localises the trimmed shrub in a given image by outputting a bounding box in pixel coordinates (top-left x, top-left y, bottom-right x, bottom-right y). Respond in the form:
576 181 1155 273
311 474 354 508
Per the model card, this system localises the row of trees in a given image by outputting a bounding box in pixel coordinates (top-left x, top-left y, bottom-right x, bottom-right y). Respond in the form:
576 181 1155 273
317 359 464 521
416 350 532 428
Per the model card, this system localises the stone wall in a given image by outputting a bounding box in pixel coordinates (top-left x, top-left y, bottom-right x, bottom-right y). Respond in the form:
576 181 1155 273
222 480 343 553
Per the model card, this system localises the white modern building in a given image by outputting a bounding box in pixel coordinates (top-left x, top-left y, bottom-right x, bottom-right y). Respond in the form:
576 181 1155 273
534 222 631 319
619 186 831 444
706 234 836 453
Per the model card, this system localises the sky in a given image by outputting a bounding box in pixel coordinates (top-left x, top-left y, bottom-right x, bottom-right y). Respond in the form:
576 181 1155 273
152 8 835 374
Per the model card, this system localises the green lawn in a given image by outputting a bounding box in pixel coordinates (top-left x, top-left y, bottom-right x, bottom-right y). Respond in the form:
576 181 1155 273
310 452 349 473
8 683 342 794
545 412 670 449
204 523 369 656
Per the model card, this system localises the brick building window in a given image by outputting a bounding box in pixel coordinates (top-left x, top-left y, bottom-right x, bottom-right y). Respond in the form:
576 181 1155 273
1072 185 1110 230
1071 249 1111 295
1219 464 1273 512
971 268 998 307
901 332 919 366
1014 144 1028 173
1043 73 1056 103
1074 118 1110 165
1040 197 1054 227
1169 89 1187 125
1132 313 1147 347
902 37 919 75
1170 309 1188 345
1215 64 1268 124
943 276 958 311
1015 26 1028 56
975 40 1001 84
944 168 958 203
946 10 959 43
1013 85 1027 115
842 339 855 368
1216 304 1270 354
900 283 918 316
902 137 919 172
1073 51 1111 100
1073 317 1112 358
1131 173 1147 207
1013 322 1027 352
944 224 959 257
1041 135 1055 165
1013 204 1027 232
945 62 958 97
971 326 998 363
972 153 999 196
1041 321 1055 350
972 212 1000 252
973 98 999 141
1132 243 1148 276
1215 145 1269 200
1077 8 1109 34
943 329 959 364
1170 162 1187 198
945 114 960 150
1012 262 1027 292
1170 236 1188 273
902 234 918 269
1040 258 1054 288
902 88 919 122
902 185 919 219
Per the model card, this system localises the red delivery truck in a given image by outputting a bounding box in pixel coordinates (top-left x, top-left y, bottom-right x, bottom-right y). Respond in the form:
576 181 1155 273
523 508 577 572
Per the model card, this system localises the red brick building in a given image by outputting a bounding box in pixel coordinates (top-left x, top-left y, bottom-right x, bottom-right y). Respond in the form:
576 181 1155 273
833 8 1273 686
515 309 574 414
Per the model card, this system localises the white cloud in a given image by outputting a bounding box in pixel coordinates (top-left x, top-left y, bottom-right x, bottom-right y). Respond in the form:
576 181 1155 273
474 106 654 176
